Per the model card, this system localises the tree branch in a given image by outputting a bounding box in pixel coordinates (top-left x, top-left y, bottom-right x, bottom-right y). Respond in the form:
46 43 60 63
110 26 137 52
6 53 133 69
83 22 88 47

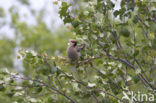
58 68 125 102
10 75 76 103
105 55 156 91
136 15 149 28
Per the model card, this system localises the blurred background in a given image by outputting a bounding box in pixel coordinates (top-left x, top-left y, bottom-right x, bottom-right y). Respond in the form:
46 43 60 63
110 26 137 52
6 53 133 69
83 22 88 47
0 0 75 70
0 0 74 101
0 0 121 69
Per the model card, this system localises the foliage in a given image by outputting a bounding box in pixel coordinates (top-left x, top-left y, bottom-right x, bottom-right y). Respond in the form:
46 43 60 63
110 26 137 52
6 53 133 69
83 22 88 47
0 38 16 68
0 0 156 103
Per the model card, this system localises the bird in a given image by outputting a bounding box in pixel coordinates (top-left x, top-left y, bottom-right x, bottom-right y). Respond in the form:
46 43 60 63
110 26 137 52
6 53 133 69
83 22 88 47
66 39 85 64
66 39 85 80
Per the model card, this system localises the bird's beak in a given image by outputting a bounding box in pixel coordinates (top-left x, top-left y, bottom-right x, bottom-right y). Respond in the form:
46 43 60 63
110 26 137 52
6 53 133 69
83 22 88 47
68 43 70 46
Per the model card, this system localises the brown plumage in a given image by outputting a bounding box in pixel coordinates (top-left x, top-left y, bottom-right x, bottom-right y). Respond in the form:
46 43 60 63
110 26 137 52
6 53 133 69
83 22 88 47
67 39 85 64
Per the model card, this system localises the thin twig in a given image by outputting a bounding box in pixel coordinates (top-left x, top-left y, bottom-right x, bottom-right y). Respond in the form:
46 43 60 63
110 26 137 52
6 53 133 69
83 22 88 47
92 93 99 103
58 68 125 102
10 75 76 103
106 55 156 91
136 15 149 28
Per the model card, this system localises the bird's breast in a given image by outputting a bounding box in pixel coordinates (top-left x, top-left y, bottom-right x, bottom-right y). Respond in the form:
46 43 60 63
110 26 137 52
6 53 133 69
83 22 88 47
67 47 79 61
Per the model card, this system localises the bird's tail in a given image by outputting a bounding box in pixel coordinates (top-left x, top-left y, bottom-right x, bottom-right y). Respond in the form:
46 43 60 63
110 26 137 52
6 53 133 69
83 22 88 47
70 66 81 80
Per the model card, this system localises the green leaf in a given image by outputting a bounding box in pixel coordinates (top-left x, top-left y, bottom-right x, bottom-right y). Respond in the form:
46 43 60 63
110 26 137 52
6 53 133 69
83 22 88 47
113 10 120 17
120 28 130 37
0 85 5 91
37 64 49 75
72 21 79 28
63 16 72 24
62 2 67 7
50 66 57 74
112 88 119 95
59 2 71 20
32 86 42 94
0 7 5 17
18 0 30 5
6 92 14 97
102 98 110 103
152 38 156 50
133 76 139 83
133 50 139 57
133 15 138 24
47 95 55 103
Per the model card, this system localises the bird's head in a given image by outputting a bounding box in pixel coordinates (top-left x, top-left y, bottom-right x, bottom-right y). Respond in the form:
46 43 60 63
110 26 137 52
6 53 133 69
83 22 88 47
68 39 77 47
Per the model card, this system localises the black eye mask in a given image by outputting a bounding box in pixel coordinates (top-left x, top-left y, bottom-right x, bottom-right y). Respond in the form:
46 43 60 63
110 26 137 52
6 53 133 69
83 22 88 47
73 42 77 46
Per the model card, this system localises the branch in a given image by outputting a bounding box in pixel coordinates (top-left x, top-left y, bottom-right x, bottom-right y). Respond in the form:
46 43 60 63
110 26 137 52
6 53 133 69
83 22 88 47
92 93 99 103
10 75 76 103
32 92 57 98
78 50 155 91
136 15 149 28
90 63 124 91
105 55 156 91
79 55 102 65
58 68 125 102
134 59 150 82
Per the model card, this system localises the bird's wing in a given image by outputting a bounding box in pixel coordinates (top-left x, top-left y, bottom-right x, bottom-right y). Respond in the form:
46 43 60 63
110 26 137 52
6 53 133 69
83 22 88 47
76 44 85 52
